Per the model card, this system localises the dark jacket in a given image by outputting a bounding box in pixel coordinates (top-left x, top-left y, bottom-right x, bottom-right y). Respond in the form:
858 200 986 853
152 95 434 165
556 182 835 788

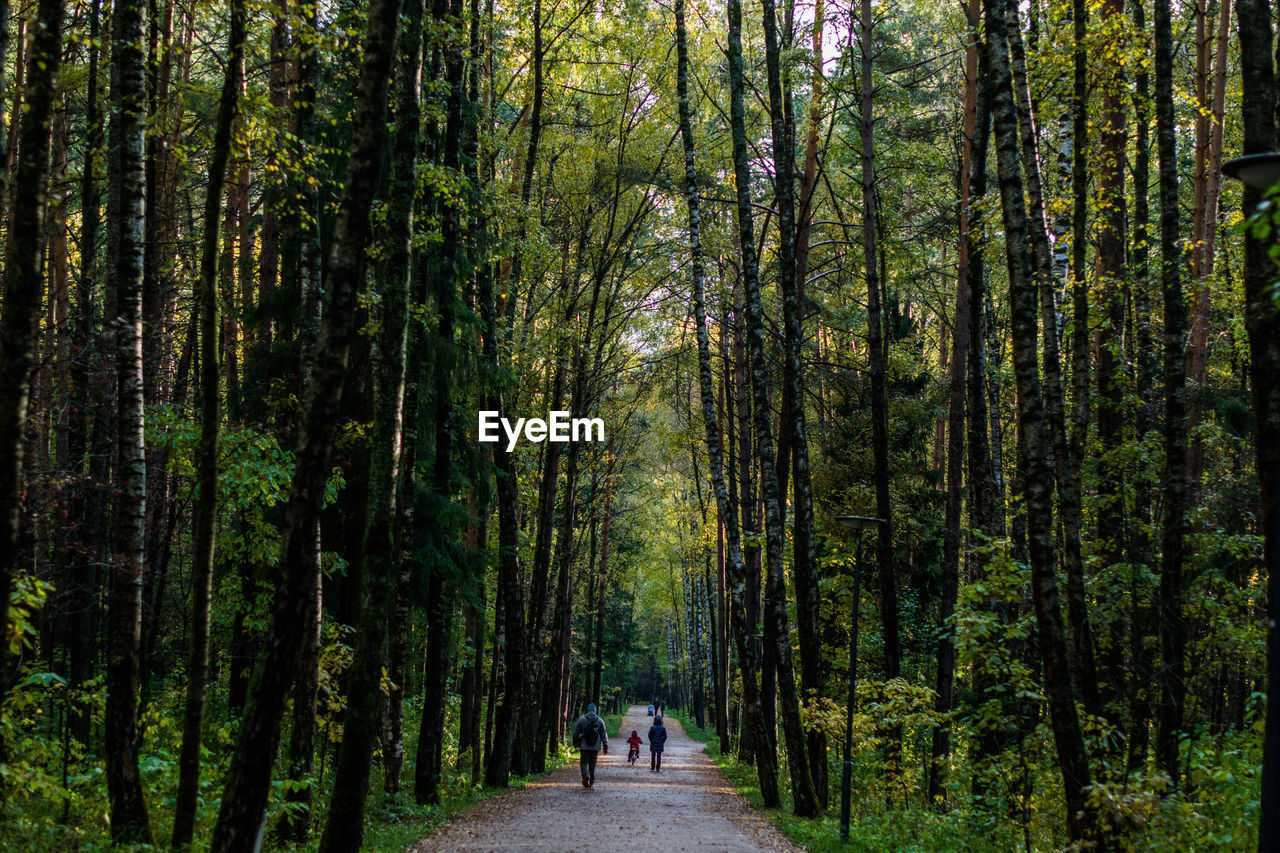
647 724 667 753
573 711 608 753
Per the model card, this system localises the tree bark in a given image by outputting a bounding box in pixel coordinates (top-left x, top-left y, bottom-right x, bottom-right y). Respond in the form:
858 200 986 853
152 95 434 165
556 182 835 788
724 0 781 806
1235 3 1280 847
1010 0 1100 716
752 0 824 809
1069 0 1090 500
105 0 154 840
484 0 536 771
860 0 901 724
930 0 980 805
209 0 404 842
279 2 325 840
1154 0 1190 790
171 1 245 845
758 0 822 815
67 0 105 746
1186 0 1232 495
1125 0 1157 774
319 0 423 842
985 0 1102 842
0 0 61 703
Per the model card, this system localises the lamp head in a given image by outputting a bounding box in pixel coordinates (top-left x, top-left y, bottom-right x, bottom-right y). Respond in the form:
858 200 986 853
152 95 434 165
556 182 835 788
1222 152 1280 191
836 515 886 531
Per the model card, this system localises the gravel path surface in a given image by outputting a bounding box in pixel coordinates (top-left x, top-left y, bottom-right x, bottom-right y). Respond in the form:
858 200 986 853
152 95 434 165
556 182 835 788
409 704 800 852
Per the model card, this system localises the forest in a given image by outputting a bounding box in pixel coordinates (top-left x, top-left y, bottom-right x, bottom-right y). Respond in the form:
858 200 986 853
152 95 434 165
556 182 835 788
0 0 1277 846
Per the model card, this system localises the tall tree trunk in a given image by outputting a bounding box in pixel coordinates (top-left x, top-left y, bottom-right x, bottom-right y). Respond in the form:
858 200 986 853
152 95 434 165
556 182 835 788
860 0 901 731
1235 2 1280 847
723 0 781 806
1070 0 1090 497
488 0 547 765
171 1 245 845
591 449 614 705
930 0 981 805
760 0 824 811
1186 0 1232 495
279 3 325 840
209 0 405 842
1154 0 1189 789
417 0 468 801
1010 0 1100 715
713 343 731 754
957 7 1004 780
1092 0 1129 723
485 0 538 777
105 0 154 840
0 0 59 702
1126 0 1157 773
318 0 423 843
454 0 491 785
0 0 11 217
67 0 104 746
734 282 762 767
984 0 1102 842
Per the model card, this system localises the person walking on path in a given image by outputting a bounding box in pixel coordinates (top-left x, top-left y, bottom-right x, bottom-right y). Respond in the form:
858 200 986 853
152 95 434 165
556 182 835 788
648 715 668 772
572 702 609 787
626 729 644 764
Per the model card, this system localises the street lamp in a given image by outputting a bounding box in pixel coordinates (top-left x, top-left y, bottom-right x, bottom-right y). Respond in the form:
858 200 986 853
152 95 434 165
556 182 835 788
1222 150 1280 853
1222 152 1280 190
835 515 885 843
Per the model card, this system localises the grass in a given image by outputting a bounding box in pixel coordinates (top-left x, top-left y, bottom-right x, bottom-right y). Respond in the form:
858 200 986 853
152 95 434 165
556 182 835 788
669 711 1013 853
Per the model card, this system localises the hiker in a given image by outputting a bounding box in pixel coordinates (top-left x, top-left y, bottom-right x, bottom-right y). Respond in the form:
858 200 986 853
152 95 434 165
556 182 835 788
572 702 609 787
647 703 654 716
648 715 667 772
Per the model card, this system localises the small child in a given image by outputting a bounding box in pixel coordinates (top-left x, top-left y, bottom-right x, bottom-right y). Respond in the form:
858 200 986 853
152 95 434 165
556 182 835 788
626 730 643 763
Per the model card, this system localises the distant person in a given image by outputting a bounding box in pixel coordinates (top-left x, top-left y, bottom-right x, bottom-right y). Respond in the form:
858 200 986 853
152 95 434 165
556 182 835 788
572 702 609 788
648 715 668 772
626 729 643 764
647 703 654 716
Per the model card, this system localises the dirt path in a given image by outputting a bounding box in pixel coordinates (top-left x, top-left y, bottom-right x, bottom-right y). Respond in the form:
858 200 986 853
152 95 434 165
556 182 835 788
409 705 800 852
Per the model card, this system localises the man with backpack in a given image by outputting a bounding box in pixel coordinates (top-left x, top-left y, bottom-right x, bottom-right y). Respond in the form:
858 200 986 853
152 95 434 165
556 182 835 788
572 703 609 787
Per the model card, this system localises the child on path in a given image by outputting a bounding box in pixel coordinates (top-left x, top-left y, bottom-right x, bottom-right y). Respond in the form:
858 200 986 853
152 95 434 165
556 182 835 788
647 716 667 772
626 730 643 764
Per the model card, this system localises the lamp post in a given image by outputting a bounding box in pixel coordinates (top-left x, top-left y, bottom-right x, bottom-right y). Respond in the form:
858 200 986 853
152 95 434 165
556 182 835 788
1222 150 1280 853
835 515 885 842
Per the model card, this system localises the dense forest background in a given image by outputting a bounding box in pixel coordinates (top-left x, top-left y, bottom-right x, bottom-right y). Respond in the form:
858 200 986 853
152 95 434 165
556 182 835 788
0 0 1277 848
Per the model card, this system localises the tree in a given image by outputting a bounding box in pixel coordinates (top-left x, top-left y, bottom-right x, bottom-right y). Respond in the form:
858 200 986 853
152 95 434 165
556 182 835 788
1154 0 1189 788
1234 0 1280 845
171 0 245 844
0 0 63 705
319 0 425 840
984 0 1102 841
105 0 155 839
209 0 405 843
725 0 781 806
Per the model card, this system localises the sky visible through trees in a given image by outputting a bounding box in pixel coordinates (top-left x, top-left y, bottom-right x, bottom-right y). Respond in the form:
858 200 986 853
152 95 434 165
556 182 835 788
0 0 1277 849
